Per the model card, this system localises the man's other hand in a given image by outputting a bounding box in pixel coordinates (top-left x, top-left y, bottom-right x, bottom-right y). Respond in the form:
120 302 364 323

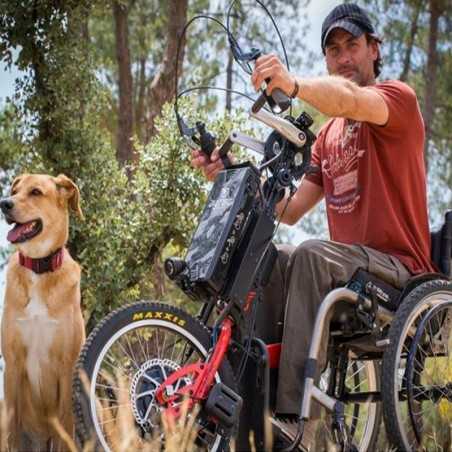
190 147 235 182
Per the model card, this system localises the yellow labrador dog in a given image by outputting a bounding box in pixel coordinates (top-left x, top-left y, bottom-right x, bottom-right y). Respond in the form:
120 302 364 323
0 174 85 451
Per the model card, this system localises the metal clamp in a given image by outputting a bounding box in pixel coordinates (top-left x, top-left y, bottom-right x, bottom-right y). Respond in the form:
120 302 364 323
250 108 306 148
228 130 265 155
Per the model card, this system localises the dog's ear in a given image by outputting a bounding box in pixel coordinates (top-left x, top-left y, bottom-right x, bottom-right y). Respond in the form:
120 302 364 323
11 174 26 193
54 174 84 220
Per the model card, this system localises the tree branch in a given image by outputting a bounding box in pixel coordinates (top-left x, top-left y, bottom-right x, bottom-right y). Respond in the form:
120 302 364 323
399 0 423 82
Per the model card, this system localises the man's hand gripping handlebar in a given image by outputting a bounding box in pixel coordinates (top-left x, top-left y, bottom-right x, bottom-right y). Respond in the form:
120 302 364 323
191 100 307 181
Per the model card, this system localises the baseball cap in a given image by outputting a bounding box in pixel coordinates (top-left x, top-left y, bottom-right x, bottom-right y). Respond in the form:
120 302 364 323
321 3 381 53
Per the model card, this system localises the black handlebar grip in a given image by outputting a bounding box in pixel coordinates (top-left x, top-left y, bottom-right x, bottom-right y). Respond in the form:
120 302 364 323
268 87 291 113
218 138 233 169
220 154 233 169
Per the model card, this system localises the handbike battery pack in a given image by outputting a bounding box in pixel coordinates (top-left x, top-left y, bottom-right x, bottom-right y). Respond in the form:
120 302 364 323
185 164 260 295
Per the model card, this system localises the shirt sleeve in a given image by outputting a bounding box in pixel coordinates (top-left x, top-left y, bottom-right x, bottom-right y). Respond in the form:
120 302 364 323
304 130 323 187
368 80 424 136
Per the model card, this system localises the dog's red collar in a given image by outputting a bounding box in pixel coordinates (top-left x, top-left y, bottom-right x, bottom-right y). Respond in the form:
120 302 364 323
19 248 64 274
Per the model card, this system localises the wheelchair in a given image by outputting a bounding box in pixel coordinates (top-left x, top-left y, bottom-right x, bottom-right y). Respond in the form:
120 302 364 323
287 210 452 451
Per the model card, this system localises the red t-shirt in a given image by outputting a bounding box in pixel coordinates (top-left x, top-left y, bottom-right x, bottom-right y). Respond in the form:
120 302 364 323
305 80 434 274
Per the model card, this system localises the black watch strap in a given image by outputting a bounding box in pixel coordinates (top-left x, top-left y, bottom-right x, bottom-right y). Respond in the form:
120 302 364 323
290 79 300 99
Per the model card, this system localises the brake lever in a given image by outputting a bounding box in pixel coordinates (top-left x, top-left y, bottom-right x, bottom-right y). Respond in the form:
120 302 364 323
217 139 233 169
196 122 216 156
196 121 233 169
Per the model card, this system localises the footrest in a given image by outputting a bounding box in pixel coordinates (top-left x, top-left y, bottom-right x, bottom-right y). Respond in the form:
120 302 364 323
205 382 243 428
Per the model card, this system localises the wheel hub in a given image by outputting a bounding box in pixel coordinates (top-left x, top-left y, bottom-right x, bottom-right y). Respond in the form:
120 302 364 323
130 358 191 429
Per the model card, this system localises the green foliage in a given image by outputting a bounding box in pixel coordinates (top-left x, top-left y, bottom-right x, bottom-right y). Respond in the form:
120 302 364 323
0 104 30 188
0 0 288 328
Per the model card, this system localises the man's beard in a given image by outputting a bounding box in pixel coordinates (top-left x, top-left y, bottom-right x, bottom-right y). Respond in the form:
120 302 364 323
337 65 365 85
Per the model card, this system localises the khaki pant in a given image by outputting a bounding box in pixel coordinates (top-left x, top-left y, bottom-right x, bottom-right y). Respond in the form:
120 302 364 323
255 239 412 415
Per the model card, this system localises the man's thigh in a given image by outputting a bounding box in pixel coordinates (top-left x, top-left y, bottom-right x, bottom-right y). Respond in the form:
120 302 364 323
255 239 412 344
360 245 412 289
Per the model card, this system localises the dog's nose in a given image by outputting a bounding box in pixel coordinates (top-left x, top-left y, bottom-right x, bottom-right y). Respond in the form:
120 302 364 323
0 198 14 214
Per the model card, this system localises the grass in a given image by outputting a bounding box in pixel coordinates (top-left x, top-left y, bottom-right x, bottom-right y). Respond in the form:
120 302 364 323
0 364 450 451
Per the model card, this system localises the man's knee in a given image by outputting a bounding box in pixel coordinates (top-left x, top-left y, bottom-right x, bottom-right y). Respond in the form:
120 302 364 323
292 239 329 262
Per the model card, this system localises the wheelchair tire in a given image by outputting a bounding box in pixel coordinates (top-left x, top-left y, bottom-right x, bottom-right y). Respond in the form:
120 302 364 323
72 301 235 452
382 279 452 451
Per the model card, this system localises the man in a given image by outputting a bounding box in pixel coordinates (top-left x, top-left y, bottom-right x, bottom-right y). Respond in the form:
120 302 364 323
191 3 434 449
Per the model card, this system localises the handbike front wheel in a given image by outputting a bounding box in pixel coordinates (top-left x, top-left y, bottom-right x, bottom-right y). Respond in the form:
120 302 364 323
72 301 235 452
382 280 452 451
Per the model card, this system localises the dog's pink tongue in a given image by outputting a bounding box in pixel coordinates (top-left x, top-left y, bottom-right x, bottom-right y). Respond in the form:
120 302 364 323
7 222 32 243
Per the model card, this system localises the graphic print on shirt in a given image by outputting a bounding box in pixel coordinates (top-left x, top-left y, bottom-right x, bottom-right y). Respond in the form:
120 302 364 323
322 121 366 214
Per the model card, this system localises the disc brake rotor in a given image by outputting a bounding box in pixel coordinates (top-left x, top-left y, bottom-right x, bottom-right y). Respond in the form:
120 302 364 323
130 358 191 429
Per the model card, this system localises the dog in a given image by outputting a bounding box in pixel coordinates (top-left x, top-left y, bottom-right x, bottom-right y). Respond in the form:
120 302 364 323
0 174 86 451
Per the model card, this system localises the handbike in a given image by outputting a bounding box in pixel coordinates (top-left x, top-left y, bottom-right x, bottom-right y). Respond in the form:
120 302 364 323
71 71 452 451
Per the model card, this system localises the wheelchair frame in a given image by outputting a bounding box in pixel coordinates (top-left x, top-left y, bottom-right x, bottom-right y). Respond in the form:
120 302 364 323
281 211 452 451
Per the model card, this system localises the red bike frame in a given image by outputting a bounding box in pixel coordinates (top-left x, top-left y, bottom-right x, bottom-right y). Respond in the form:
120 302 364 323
155 317 234 422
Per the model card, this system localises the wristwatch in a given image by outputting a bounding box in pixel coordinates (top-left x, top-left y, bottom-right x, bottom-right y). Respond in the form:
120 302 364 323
290 78 300 99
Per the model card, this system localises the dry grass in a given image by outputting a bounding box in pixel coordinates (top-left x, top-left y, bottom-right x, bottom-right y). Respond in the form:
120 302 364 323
5 367 449 452
0 372 206 452
78 370 205 452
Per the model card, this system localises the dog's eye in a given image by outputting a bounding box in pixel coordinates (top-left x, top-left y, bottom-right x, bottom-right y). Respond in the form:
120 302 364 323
30 188 43 196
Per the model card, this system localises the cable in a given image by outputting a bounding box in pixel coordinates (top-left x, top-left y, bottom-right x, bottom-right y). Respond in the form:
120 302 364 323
175 1 294 133
226 0 293 115
256 0 290 71
174 15 233 130
178 86 258 105
236 287 260 382
258 151 281 171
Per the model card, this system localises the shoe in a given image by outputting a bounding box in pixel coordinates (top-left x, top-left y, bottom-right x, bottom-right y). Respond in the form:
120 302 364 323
271 417 317 451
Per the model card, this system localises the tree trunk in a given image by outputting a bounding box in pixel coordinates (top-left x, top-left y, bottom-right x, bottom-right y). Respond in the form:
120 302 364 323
135 56 146 143
423 0 444 167
226 51 233 113
399 0 423 82
145 0 188 142
113 0 136 167
152 253 166 299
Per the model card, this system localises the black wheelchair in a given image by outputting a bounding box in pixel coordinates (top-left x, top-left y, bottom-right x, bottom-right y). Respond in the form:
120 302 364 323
72 100 452 452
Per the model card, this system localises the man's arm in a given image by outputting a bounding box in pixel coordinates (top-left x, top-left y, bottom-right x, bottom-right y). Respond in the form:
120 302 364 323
276 178 324 226
251 54 388 126
294 75 388 126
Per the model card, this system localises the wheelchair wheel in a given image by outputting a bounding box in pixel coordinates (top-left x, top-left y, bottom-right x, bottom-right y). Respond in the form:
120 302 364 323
382 279 452 451
317 358 381 451
73 301 235 452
